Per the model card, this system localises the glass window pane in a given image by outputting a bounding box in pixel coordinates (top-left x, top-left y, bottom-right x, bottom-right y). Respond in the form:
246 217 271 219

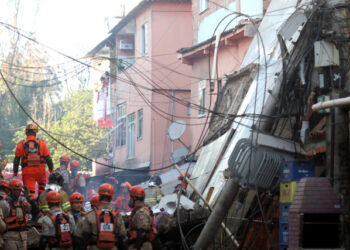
137 109 143 139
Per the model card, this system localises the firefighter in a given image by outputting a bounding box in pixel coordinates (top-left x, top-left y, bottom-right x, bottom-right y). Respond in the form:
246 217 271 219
144 176 163 207
56 155 71 193
0 180 10 198
0 139 7 180
0 180 8 249
128 186 158 250
77 183 127 250
39 172 71 214
174 172 190 195
39 190 75 249
70 160 86 198
69 192 85 224
0 179 39 250
90 195 100 210
115 182 131 212
72 195 100 248
13 124 54 198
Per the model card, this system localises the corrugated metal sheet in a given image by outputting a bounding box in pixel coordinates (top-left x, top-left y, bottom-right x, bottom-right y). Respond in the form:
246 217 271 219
188 130 231 195
197 0 305 205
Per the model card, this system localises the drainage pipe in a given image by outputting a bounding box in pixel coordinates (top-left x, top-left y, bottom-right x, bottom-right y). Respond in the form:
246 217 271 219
312 96 350 111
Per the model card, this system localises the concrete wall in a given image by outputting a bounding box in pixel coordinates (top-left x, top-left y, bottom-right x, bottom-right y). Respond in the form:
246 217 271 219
192 0 263 44
189 37 252 152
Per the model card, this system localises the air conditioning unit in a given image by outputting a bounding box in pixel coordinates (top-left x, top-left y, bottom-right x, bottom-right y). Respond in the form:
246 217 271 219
119 39 133 50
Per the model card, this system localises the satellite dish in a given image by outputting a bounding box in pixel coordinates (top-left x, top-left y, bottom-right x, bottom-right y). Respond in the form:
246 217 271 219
167 120 186 141
171 147 189 163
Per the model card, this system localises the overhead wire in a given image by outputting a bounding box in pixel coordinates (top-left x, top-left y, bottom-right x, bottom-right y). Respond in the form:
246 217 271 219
0 20 286 122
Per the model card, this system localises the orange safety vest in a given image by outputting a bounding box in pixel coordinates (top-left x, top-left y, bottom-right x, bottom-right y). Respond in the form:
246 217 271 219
128 206 157 242
48 212 73 248
21 139 45 167
95 208 119 249
5 198 28 230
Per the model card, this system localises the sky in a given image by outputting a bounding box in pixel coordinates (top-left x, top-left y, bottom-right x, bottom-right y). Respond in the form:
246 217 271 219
0 0 141 58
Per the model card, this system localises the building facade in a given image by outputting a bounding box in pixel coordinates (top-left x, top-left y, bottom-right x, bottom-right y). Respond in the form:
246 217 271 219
178 0 270 151
90 0 193 175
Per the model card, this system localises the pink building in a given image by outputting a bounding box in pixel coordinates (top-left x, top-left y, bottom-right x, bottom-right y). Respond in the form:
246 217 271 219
177 0 270 150
89 0 193 176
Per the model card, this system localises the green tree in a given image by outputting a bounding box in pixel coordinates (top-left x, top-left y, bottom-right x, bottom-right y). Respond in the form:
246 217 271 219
13 89 109 171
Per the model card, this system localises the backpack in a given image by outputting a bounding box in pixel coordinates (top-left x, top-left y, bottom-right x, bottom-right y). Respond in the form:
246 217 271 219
23 139 41 166
49 212 73 248
96 209 118 249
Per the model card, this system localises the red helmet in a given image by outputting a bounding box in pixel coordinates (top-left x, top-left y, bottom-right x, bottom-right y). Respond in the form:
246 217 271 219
70 192 84 203
59 155 70 163
90 195 100 207
98 183 114 197
121 182 132 190
70 160 80 170
25 123 38 134
0 180 10 189
9 179 23 190
129 186 145 198
47 191 61 204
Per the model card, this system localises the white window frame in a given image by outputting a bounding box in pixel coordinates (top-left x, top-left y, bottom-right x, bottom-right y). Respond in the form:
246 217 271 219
116 103 127 147
200 0 209 13
141 23 148 55
198 80 206 116
137 109 143 140
127 113 136 159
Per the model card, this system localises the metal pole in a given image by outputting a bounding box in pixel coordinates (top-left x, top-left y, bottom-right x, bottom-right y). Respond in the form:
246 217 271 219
174 164 239 247
193 175 240 250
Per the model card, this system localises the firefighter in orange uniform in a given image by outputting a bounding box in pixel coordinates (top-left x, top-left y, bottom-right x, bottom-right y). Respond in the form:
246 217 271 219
56 155 71 193
69 192 85 224
128 186 158 250
0 180 9 249
77 183 127 250
70 160 86 197
39 190 75 249
115 182 131 213
13 124 54 198
90 195 100 210
0 180 10 198
0 179 39 250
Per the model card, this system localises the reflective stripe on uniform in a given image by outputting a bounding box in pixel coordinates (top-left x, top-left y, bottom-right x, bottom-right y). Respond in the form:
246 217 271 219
156 195 162 201
145 198 157 202
61 202 71 210
39 204 50 212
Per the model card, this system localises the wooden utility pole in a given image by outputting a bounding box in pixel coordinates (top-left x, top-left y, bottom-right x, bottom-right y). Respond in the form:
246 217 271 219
323 0 350 248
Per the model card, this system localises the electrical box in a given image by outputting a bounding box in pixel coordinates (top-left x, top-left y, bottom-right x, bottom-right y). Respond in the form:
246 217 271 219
314 41 340 68
119 39 133 50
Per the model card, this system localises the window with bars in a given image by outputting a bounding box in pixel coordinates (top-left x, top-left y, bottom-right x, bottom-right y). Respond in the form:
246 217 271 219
116 103 126 147
127 113 135 158
137 109 143 140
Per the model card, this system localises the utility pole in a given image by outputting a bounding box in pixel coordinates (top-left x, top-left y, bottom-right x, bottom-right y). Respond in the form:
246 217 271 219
323 0 350 248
